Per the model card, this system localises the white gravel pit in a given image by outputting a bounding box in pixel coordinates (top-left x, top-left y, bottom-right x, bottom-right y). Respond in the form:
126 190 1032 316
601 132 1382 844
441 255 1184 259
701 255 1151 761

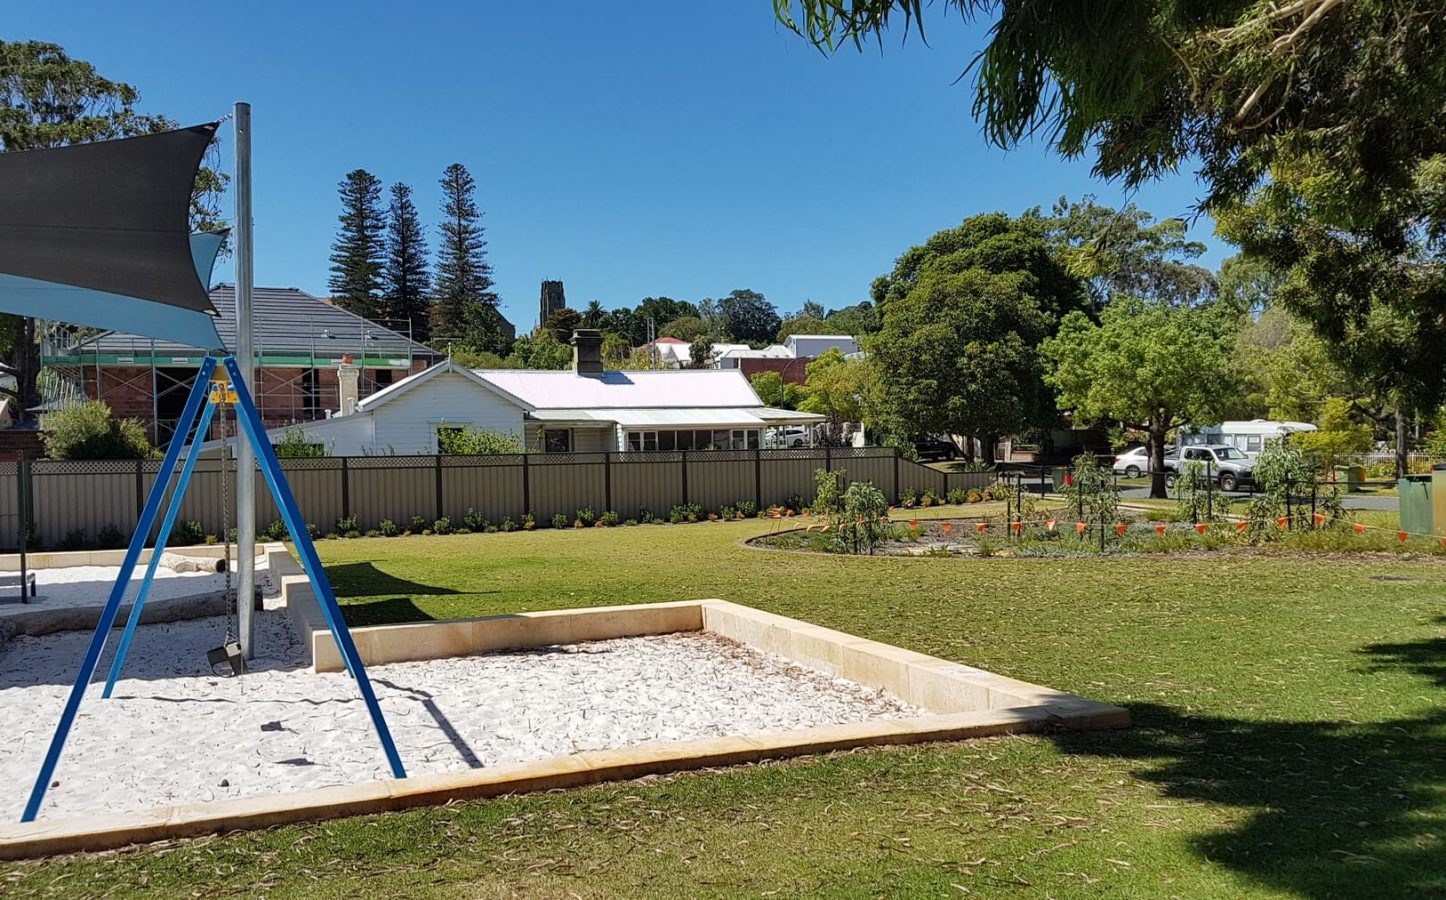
0 565 227 619
0 602 922 821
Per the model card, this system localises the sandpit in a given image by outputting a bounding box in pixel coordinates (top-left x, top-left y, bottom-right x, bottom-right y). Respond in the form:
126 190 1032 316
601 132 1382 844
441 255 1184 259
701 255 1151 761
0 564 227 619
0 602 922 821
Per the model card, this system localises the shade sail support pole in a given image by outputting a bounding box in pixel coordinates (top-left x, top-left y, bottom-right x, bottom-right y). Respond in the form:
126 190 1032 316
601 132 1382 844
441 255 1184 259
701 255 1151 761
234 101 257 658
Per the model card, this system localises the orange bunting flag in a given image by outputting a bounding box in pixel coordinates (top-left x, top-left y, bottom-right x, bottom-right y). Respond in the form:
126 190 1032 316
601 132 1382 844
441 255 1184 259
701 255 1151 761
1075 521 1088 535
1440 536 1446 550
1312 512 1326 526
1045 518 1057 532
940 522 953 534
909 519 918 528
1195 523 1208 536
1398 530 1409 543
977 522 988 535
1276 516 1289 529
1010 521 1022 535
1236 521 1248 533
1114 523 1127 537
1353 522 1367 534
1155 523 1167 536
820 524 830 533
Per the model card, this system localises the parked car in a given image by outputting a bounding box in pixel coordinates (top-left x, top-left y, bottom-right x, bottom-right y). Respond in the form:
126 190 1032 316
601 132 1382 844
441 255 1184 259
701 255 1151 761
1163 444 1256 492
913 437 960 461
1111 445 1176 478
765 426 810 449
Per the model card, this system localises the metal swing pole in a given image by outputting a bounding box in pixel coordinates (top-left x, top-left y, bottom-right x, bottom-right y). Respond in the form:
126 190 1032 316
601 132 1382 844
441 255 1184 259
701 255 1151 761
234 101 257 658
22 358 217 823
101 398 219 697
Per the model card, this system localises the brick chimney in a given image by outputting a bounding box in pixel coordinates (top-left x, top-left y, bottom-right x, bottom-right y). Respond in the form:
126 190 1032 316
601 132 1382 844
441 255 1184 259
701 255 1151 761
337 354 359 415
571 329 604 377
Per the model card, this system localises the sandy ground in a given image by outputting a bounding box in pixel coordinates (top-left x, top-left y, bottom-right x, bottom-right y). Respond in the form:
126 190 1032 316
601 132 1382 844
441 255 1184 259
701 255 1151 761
1 604 922 821
0 565 227 619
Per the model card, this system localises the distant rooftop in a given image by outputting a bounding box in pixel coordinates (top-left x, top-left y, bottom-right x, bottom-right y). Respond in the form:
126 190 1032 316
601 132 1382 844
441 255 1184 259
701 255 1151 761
55 286 440 364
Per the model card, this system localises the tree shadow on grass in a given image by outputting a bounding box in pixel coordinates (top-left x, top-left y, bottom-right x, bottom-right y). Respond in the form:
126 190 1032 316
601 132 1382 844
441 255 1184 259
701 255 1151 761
323 562 463 598
1050 627 1446 898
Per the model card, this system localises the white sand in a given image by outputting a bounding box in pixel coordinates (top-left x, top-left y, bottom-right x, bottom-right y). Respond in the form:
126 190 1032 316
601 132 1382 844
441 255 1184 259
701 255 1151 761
0 564 227 619
0 605 922 821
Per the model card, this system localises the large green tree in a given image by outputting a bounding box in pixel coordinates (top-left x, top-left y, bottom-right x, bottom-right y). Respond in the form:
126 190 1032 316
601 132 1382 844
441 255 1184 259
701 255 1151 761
328 169 385 320
717 289 781 344
1043 197 1216 308
431 163 506 353
381 182 431 341
1043 298 1244 497
777 0 1446 474
0 40 226 424
870 212 1086 463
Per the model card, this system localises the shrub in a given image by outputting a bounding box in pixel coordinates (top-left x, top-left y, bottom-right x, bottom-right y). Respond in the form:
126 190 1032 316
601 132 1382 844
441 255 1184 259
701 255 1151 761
831 481 890 555
336 514 359 534
454 526 473 535
812 468 846 517
58 528 90 551
784 494 804 513
204 534 219 545
624 518 638 526
273 427 326 458
432 517 453 535
344 530 362 539
436 424 525 455
922 488 943 507
899 487 918 508
409 515 429 533
946 488 968 505
41 401 155 460
575 507 596 527
95 523 124 550
600 510 620 527
966 488 983 503
499 517 517 532
364 529 380 538
736 500 757 518
719 504 736 521
227 527 238 544
378 518 400 537
1062 453 1120 525
551 513 569 529
262 519 290 541
174 520 205 546
522 513 536 530
463 507 489 531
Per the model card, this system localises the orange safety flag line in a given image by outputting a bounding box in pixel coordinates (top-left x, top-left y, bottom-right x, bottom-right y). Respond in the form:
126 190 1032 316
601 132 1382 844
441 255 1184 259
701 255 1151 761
1045 519 1058 532
976 522 988 535
940 522 953 533
1195 523 1208 535
1236 521 1248 533
1440 536 1446 550
1398 530 1409 542
1353 522 1367 534
1114 523 1127 537
1313 512 1326 526
1276 516 1289 529
1155 523 1167 536
1010 521 1022 535
1075 522 1088 534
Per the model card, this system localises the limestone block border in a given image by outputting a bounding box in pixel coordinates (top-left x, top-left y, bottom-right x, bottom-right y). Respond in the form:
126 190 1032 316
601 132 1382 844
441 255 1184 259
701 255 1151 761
0 595 1127 859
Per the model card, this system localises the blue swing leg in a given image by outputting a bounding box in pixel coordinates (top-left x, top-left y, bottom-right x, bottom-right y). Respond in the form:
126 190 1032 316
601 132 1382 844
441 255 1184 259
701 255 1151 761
223 357 405 779
22 357 217 823
101 400 218 698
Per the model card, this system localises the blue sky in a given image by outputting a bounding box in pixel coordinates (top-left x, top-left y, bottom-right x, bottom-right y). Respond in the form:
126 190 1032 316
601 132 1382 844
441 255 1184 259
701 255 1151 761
11 1 1226 332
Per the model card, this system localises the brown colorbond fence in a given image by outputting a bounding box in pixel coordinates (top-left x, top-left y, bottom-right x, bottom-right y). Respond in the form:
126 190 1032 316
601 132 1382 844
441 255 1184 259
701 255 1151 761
0 448 997 547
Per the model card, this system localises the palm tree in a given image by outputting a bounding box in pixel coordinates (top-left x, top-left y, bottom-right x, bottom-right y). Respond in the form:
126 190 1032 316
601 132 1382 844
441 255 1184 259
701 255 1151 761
583 299 605 327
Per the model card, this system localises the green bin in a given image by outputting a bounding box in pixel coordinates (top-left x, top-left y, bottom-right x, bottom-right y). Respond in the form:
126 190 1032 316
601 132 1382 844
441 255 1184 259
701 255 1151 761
1398 474 1432 535
1334 465 1365 493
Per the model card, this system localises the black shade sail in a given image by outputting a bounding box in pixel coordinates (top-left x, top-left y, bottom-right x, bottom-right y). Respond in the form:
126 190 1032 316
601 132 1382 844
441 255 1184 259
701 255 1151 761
0 123 224 347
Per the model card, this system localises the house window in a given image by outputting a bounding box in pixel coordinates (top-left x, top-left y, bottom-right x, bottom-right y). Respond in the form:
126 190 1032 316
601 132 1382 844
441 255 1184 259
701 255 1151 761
658 430 676 451
1246 435 1262 452
626 431 659 452
373 368 395 386
674 429 695 451
301 368 322 415
543 429 572 453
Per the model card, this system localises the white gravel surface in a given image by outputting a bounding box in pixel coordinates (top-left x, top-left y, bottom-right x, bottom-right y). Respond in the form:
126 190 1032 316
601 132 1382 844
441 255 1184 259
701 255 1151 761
1 604 922 821
0 564 226 618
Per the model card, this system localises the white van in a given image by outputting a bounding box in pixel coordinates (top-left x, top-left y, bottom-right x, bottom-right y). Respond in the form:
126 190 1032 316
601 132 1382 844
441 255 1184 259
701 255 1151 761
1180 420 1317 455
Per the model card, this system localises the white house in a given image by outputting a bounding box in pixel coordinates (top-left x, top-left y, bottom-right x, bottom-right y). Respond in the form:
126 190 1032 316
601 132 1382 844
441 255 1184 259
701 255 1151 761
260 330 825 456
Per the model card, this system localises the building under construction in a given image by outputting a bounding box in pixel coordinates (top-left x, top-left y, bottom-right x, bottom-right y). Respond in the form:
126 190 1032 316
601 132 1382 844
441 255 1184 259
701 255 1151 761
41 285 441 443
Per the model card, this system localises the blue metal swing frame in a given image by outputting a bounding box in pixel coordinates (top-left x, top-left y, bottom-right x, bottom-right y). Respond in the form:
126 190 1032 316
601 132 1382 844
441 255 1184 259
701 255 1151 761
21 356 405 823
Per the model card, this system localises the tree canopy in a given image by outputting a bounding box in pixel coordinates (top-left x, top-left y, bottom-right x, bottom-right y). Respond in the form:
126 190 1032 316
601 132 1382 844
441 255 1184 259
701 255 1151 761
716 289 782 345
869 212 1086 462
328 169 386 320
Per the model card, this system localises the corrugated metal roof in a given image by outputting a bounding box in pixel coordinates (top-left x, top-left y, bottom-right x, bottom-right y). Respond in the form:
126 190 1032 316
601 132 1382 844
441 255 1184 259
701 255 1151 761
475 368 762 409
528 407 826 427
67 286 440 360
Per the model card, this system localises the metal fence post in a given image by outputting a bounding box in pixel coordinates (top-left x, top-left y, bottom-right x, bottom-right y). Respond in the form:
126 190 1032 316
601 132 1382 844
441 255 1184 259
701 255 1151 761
681 450 689 505
825 446 832 473
340 456 350 522
135 458 145 527
604 452 612 513
754 448 763 510
521 453 530 517
893 450 900 503
434 454 444 522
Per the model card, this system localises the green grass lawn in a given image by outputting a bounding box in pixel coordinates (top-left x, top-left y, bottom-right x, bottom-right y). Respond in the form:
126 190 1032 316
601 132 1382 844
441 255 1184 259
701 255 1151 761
5 511 1445 898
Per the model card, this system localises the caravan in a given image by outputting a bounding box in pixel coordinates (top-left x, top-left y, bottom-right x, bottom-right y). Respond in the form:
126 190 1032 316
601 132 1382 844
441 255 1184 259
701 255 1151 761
1180 420 1318 455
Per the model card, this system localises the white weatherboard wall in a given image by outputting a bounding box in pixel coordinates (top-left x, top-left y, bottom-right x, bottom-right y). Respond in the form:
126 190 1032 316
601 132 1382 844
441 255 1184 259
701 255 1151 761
294 369 526 456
